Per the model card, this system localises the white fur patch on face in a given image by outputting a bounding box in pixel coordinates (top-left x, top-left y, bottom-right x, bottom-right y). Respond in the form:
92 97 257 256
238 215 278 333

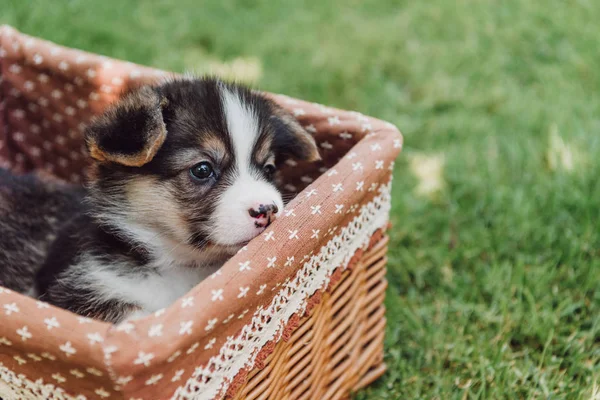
212 172 283 246
212 86 283 246
221 86 260 172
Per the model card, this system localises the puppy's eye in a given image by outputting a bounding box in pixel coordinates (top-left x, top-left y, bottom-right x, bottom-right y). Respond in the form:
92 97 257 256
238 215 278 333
190 162 214 180
263 164 276 178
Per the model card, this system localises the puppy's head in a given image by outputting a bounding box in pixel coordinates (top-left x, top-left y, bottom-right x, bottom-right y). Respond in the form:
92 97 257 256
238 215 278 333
85 77 320 256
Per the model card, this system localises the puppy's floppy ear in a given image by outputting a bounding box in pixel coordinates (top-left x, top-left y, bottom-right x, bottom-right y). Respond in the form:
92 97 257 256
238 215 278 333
270 105 321 162
85 86 168 167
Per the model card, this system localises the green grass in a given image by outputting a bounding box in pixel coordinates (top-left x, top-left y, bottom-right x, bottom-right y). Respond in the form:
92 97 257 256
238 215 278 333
2 0 599 398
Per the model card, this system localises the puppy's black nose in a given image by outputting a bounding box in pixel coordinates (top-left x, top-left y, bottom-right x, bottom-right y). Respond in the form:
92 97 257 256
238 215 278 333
248 203 279 227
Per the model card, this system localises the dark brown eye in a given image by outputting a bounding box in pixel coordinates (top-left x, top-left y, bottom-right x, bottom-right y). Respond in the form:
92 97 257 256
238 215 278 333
263 164 276 178
190 162 214 180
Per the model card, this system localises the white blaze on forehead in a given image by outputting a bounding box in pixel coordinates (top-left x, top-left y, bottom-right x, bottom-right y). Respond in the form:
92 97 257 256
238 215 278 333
211 84 283 246
220 85 260 171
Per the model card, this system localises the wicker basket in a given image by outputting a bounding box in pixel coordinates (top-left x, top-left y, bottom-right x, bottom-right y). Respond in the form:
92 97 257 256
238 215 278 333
0 26 403 400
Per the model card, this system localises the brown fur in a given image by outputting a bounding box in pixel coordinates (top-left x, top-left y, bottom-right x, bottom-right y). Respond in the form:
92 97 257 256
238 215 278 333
125 177 191 244
254 135 274 165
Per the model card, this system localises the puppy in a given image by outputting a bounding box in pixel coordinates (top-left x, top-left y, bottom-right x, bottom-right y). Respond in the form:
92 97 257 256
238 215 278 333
0 77 320 323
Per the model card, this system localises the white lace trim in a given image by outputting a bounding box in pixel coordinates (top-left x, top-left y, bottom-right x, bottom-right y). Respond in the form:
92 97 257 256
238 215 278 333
0 363 82 400
174 181 392 400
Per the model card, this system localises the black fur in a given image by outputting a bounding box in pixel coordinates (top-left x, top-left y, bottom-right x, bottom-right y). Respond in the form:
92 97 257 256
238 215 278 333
0 169 84 292
36 215 146 321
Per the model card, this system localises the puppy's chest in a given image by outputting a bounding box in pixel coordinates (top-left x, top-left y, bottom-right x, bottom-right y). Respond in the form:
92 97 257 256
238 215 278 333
99 261 218 313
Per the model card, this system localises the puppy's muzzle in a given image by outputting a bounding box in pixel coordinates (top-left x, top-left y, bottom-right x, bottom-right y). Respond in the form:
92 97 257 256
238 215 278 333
248 203 279 228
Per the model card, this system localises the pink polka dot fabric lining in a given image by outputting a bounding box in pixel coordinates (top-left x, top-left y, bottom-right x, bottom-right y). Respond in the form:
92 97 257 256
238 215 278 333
0 25 403 400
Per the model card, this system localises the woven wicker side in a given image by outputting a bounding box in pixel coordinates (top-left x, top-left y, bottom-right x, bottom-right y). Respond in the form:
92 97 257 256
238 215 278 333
232 235 389 400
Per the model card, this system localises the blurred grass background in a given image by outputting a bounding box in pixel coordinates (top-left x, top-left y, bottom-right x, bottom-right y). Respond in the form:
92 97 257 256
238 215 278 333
2 0 600 398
